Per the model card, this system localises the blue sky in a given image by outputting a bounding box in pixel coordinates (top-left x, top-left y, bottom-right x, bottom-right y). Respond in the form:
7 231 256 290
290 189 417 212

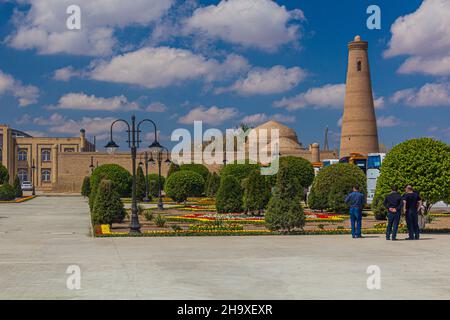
0 0 449 150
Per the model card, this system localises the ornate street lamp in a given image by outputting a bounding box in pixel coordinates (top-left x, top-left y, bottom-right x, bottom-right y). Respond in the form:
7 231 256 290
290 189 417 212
30 159 36 196
105 115 159 234
148 144 171 210
89 156 95 174
142 152 151 202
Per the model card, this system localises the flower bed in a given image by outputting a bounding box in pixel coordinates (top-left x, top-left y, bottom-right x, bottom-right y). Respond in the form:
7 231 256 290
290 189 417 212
189 223 244 232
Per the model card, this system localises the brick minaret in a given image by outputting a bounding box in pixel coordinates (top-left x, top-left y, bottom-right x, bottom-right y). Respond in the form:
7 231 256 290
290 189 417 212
340 35 379 157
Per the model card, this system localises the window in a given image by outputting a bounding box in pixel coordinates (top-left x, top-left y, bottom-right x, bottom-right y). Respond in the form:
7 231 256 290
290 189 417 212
18 169 28 182
18 149 28 161
41 149 51 162
64 148 75 152
357 60 362 71
41 169 51 182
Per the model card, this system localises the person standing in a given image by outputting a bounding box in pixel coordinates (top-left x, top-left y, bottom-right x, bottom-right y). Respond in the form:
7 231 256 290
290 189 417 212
345 186 366 238
402 185 422 240
383 185 403 241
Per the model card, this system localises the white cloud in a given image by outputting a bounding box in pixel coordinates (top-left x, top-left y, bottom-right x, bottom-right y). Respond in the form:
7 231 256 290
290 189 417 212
146 102 167 112
390 82 450 107
184 0 305 51
53 66 82 81
241 113 295 126
0 69 39 106
47 93 140 111
6 0 174 56
89 47 249 88
178 106 239 125
274 84 345 110
384 0 450 76
374 97 385 109
215 65 306 95
33 113 115 136
377 115 406 128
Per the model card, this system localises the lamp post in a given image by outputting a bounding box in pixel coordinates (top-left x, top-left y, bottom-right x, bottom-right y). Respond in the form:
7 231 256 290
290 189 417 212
30 159 36 196
89 156 95 174
148 146 170 210
105 115 160 234
141 152 151 202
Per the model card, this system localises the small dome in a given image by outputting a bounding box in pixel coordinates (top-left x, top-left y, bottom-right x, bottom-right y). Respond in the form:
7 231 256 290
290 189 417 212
251 120 299 143
354 35 361 41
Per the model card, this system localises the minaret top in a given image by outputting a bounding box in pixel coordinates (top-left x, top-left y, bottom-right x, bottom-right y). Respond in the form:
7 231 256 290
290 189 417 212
348 35 368 50
354 35 361 41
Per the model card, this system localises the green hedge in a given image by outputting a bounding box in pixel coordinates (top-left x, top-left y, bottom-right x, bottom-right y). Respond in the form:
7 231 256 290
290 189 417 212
165 171 205 203
91 179 125 225
216 175 243 213
220 163 260 183
179 164 209 180
0 183 16 201
147 174 166 197
0 164 9 185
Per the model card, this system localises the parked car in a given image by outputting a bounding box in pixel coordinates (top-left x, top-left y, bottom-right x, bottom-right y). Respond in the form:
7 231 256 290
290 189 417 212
21 181 33 191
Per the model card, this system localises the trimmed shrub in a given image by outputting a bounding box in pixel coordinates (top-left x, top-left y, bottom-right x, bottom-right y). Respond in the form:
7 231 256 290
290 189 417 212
136 166 146 201
243 169 270 214
0 183 15 201
13 175 23 198
165 171 205 203
220 163 260 183
89 164 132 210
264 157 314 190
205 172 220 197
372 195 388 221
216 175 243 213
265 161 305 232
167 162 180 177
147 174 165 197
81 176 91 197
373 138 450 216
308 163 367 213
180 164 209 180
91 180 125 225
0 164 9 185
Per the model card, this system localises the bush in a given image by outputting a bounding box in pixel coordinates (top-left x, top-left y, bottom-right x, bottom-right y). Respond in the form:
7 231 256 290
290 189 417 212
0 183 15 201
0 164 9 184
144 210 154 221
136 166 146 201
155 214 166 227
373 138 450 215
91 180 126 225
205 172 220 197
264 157 314 190
220 163 260 183
167 162 180 177
243 169 270 214
372 195 388 221
13 175 23 198
147 174 165 197
216 175 243 213
81 176 90 197
179 164 209 180
308 163 366 213
89 164 132 210
165 171 205 203
265 161 305 232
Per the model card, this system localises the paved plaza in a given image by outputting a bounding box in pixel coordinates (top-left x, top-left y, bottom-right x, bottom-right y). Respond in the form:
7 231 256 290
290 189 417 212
0 196 449 299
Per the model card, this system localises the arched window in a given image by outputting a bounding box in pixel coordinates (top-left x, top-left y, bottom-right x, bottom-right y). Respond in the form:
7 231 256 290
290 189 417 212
18 149 28 161
18 169 28 182
41 169 51 182
357 60 362 71
41 149 51 162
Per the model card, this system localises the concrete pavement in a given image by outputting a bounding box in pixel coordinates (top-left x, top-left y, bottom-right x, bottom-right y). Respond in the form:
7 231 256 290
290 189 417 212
0 196 449 299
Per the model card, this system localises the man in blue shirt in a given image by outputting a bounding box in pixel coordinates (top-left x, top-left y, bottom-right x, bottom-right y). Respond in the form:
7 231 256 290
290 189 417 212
345 186 366 238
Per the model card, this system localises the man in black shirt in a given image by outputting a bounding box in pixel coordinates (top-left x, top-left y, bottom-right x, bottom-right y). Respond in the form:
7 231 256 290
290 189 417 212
402 185 422 240
383 185 403 240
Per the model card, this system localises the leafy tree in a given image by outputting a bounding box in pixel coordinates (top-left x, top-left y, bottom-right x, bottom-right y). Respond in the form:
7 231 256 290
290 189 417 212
89 164 132 210
0 183 15 201
147 174 165 197
167 162 180 177
265 161 305 232
13 175 22 198
179 164 209 180
136 166 146 201
264 157 315 190
308 163 366 213
216 175 243 213
220 163 260 183
243 169 270 215
373 138 450 216
205 172 220 197
91 180 126 225
0 164 9 185
81 176 91 197
165 171 205 203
